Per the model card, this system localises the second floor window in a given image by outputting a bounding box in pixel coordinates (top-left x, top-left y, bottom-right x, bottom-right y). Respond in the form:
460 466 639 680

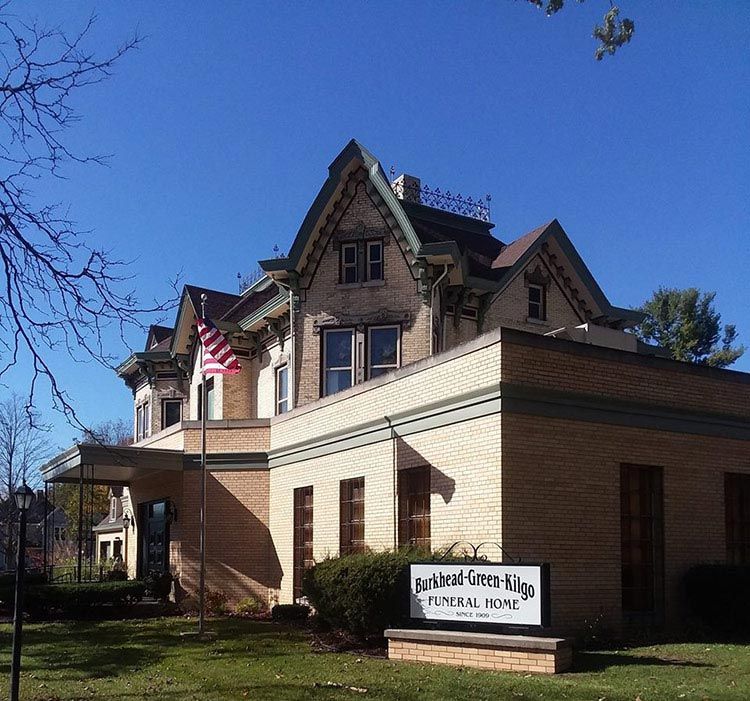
136 401 150 441
197 378 215 421
367 241 383 281
368 326 399 378
341 243 358 284
276 365 289 415
323 329 354 396
110 497 117 522
162 399 182 429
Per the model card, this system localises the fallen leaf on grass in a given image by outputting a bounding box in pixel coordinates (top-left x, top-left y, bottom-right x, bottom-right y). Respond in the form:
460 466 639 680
314 681 368 693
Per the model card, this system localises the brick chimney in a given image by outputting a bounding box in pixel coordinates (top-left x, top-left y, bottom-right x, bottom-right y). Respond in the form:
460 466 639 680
391 173 421 204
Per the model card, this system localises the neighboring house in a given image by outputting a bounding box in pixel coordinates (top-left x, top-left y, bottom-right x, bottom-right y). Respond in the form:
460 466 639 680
1 491 73 571
93 488 125 564
40 140 750 636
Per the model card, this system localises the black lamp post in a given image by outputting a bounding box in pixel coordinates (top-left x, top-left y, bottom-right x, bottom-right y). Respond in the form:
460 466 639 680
123 511 131 572
9 482 35 701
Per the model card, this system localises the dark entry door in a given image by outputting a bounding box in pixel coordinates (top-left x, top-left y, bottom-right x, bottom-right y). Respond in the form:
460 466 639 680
139 500 169 577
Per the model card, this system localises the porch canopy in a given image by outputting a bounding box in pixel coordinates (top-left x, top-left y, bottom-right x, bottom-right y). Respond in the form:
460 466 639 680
40 443 184 486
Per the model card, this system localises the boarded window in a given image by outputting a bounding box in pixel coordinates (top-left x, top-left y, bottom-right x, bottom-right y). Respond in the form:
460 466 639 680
620 463 664 615
725 473 750 565
293 486 314 600
398 466 431 549
340 477 365 555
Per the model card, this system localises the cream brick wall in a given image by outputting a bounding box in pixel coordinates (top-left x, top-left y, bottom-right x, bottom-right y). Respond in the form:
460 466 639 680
388 638 572 674
501 338 750 415
179 469 275 605
256 336 291 418
483 254 584 335
189 350 223 420
272 338 502 450
294 179 430 406
269 413 501 604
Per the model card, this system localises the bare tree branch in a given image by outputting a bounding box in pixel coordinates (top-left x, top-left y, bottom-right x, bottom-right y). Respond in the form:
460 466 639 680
0 5 179 429
0 391 50 565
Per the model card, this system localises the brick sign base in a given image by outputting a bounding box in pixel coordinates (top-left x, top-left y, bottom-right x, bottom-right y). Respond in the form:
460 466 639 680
384 629 573 674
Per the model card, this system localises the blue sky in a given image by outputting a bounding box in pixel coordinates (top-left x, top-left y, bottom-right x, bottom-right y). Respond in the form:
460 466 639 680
7 1 749 449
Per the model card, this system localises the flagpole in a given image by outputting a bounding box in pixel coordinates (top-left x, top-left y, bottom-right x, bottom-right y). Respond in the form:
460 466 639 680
198 293 208 636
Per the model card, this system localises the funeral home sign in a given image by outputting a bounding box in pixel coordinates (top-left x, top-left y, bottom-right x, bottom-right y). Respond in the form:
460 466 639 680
409 562 550 628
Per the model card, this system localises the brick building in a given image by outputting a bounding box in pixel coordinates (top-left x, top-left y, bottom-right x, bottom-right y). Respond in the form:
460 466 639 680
41 140 750 636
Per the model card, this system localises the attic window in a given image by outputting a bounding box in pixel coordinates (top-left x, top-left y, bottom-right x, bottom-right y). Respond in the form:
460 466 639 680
341 243 358 284
528 284 545 320
366 241 383 281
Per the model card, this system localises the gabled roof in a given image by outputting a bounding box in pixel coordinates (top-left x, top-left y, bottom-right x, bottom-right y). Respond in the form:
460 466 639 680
145 325 173 351
487 219 644 327
184 285 241 320
259 139 423 276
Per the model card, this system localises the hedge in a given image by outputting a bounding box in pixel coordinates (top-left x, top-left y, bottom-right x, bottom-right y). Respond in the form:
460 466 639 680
684 564 750 633
0 580 146 616
271 603 310 621
302 550 427 637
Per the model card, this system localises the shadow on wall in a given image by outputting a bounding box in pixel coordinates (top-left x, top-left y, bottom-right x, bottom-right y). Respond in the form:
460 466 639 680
395 436 456 504
176 473 282 605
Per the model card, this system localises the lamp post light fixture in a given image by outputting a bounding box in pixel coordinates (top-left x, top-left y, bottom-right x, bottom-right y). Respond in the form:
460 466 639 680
9 482 35 701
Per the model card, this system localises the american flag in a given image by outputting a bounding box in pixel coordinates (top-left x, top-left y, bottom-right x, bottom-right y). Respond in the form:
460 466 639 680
196 317 241 375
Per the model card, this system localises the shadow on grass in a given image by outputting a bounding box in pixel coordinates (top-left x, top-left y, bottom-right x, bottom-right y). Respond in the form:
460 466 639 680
573 650 713 673
0 618 311 683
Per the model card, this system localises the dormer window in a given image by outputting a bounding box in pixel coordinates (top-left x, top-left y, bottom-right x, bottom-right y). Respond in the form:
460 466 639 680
341 243 358 284
366 241 383 281
528 284 545 320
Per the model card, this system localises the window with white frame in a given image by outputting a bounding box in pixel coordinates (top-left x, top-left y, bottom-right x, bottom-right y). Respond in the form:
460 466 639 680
135 400 150 441
528 284 545 320
110 497 117 522
341 243 358 284
323 329 355 396
276 365 289 415
368 326 400 378
366 241 383 281
197 378 215 420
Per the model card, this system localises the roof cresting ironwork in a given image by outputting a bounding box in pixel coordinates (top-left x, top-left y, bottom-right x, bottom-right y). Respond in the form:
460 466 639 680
391 175 491 223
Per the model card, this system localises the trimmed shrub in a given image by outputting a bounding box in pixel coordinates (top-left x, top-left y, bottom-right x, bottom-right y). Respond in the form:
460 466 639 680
105 568 128 582
0 580 145 616
684 564 750 634
204 588 229 616
0 570 48 587
144 570 173 601
235 595 266 616
271 603 310 621
302 550 424 637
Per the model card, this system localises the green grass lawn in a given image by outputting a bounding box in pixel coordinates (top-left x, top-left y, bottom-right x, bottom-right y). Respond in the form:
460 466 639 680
1 617 748 701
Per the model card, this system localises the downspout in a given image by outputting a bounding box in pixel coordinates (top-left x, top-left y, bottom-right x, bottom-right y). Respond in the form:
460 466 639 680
429 264 450 355
288 287 295 411
385 415 397 549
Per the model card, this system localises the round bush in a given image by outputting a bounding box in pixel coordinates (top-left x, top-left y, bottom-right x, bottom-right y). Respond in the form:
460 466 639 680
302 550 426 637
